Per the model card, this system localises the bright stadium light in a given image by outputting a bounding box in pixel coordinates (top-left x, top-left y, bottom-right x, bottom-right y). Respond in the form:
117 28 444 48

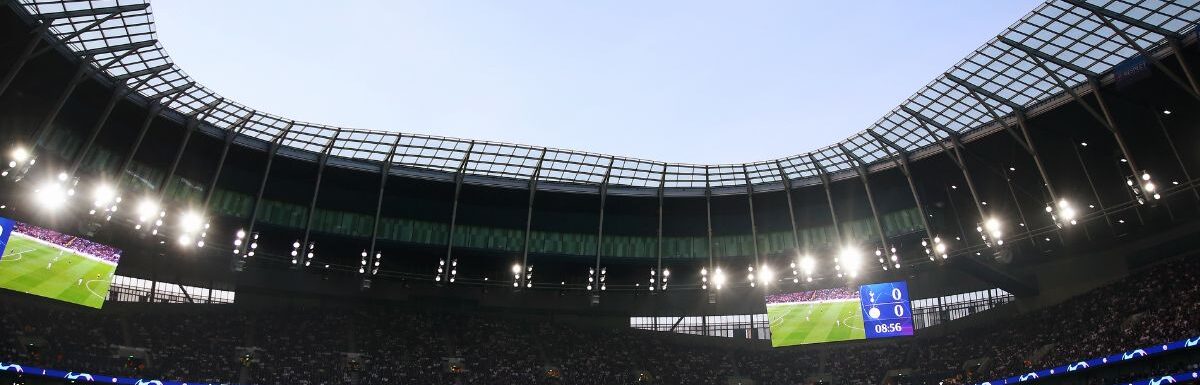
512 263 522 275
33 180 67 211
11 147 29 163
92 183 116 208
135 198 159 223
977 217 1004 246
1049 199 1078 227
757 264 774 286
700 266 709 290
180 211 203 232
838 246 862 278
712 267 726 290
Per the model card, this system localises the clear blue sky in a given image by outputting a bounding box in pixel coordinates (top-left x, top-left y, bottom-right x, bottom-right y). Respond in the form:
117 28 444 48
152 0 1043 164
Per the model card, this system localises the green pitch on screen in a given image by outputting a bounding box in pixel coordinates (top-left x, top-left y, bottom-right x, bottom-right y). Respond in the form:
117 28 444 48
0 234 115 309
767 300 866 347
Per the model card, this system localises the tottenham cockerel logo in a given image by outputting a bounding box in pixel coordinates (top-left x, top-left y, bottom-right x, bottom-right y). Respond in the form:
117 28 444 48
0 363 23 373
65 372 94 381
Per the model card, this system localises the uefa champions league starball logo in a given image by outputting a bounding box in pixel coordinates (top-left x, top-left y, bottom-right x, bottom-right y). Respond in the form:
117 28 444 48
65 372 94 381
1122 349 1147 360
134 380 164 385
1068 362 1089 371
868 306 881 319
0 363 23 373
1149 376 1177 385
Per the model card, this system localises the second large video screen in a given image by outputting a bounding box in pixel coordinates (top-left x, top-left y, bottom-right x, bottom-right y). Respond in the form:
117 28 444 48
766 281 913 347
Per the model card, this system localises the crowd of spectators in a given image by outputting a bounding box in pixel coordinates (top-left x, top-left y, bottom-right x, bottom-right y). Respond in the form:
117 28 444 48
0 256 1196 385
765 287 859 304
12 222 122 263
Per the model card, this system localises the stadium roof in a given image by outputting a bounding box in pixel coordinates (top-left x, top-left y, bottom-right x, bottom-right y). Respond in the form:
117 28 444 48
11 0 1200 189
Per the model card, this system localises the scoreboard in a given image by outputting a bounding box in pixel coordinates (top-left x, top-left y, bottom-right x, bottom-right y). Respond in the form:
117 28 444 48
859 281 915 339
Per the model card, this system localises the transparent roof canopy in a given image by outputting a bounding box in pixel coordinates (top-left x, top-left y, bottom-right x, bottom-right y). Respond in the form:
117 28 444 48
13 0 1200 188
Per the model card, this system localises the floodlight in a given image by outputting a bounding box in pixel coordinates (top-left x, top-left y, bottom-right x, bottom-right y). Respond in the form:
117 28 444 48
839 246 862 277
179 211 204 233
757 265 774 285
11 147 28 163
511 263 522 274
34 180 67 211
799 255 815 274
136 199 159 222
92 183 116 207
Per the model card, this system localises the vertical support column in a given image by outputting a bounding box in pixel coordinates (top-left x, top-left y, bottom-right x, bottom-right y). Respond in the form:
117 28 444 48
741 166 760 269
656 167 667 289
868 130 937 247
114 91 188 192
519 151 547 288
367 136 401 268
775 162 802 257
444 142 476 271
0 21 52 99
594 157 614 291
704 167 714 273
1002 169 1037 247
1153 112 1200 202
156 100 222 202
811 156 842 245
839 145 889 254
201 113 254 212
30 62 90 149
903 107 987 222
1070 140 1115 234
298 130 341 267
242 126 292 250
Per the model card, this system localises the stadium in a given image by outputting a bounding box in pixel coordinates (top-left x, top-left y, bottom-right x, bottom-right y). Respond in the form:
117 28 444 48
0 0 1198 384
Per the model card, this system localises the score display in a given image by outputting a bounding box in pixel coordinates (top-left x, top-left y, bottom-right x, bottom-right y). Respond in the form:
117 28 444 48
765 280 914 347
859 281 914 339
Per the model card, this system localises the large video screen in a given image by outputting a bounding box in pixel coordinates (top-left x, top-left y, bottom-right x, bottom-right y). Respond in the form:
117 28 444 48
766 281 913 347
0 217 121 309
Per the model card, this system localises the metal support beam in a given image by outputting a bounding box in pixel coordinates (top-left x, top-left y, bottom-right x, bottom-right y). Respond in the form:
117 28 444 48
739 167 760 269
775 162 802 256
0 21 53 99
901 106 988 221
1153 112 1200 202
1070 140 1116 234
155 99 222 201
368 136 402 273
656 168 667 287
115 91 187 191
297 130 341 267
946 74 1059 204
519 151 548 288
838 145 889 255
29 62 89 148
444 142 476 269
69 73 160 176
32 3 150 20
867 130 936 244
75 39 157 57
30 46 149 150
1088 77 1143 181
201 112 255 212
593 157 614 290
810 156 842 245
31 11 136 58
240 121 294 256
1064 0 1200 100
704 167 714 272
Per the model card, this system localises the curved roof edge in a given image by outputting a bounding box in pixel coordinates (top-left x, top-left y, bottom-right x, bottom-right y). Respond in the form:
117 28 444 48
11 0 1200 190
